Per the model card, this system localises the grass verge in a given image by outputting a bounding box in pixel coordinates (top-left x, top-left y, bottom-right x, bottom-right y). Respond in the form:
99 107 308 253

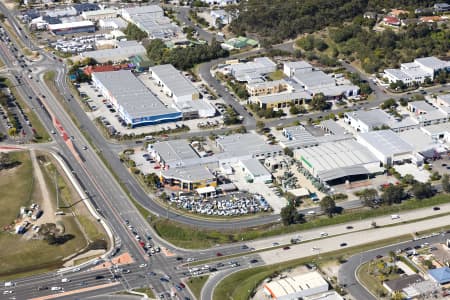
357 262 388 298
150 194 450 249
187 275 209 299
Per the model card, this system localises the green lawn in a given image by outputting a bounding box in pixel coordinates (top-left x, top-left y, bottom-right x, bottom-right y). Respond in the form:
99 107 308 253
187 275 209 299
357 261 391 298
0 152 89 280
1 78 50 142
268 70 285 81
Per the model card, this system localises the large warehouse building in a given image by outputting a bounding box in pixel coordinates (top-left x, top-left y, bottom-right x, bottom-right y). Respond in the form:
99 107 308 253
92 70 182 127
294 139 382 184
263 271 329 300
356 130 418 166
150 64 200 103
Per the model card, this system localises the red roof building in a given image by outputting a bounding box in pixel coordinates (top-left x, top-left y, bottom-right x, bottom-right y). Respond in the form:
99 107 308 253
83 64 131 76
383 16 401 26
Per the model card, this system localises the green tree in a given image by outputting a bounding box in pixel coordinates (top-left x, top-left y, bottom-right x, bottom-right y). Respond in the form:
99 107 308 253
124 23 148 41
381 185 404 205
280 203 303 226
320 196 336 217
401 174 416 185
442 174 450 193
289 104 299 115
381 98 397 110
310 93 329 111
283 147 293 157
359 188 378 207
411 182 434 200
256 120 265 130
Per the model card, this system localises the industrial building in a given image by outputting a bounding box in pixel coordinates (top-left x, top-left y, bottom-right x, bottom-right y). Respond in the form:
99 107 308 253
246 80 291 97
407 100 449 126
216 133 283 163
121 5 184 41
227 57 277 82
283 61 313 77
421 123 450 144
98 18 128 30
149 64 215 118
344 109 418 133
263 271 329 300
397 129 446 158
383 56 450 86
356 130 418 166
150 140 199 168
92 70 181 127
239 159 272 183
294 139 382 184
48 20 95 35
150 64 200 103
249 91 311 110
159 165 217 191
81 8 119 21
80 40 147 63
281 125 351 150
293 70 359 98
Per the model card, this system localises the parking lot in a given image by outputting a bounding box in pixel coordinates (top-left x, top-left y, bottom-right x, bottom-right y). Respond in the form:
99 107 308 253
169 191 271 217
78 78 226 137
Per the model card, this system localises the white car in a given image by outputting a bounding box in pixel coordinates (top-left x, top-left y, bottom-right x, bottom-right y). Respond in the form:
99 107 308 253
61 278 70 283
139 263 147 268
51 286 62 291
3 290 13 295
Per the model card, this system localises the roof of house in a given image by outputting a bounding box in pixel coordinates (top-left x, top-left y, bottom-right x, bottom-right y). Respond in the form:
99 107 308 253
92 70 179 119
150 64 198 102
383 16 401 24
384 274 424 291
429 267 450 284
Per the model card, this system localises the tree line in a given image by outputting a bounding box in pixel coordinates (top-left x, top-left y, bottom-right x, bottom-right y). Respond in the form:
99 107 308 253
146 38 229 70
229 0 437 45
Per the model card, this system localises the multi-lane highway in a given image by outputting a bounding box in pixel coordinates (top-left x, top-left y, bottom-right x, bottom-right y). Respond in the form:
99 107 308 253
1 3 450 300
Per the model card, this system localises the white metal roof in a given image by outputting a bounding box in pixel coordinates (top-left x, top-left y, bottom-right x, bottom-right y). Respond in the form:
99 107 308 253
150 64 199 102
357 130 414 156
264 271 328 298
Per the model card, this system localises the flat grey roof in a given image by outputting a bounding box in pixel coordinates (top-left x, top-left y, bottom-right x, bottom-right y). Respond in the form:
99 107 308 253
81 41 146 62
93 70 179 119
409 101 436 112
161 165 214 182
320 120 347 136
253 91 312 104
284 61 313 70
217 133 282 157
123 5 163 16
240 158 271 177
415 56 450 71
295 139 379 178
397 129 435 152
153 140 199 166
150 64 198 100
420 123 450 135
384 274 423 291
358 130 414 156
293 70 335 89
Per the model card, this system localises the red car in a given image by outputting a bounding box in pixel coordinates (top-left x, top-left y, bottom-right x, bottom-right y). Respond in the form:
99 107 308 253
179 282 186 288
283 246 290 250
216 252 223 257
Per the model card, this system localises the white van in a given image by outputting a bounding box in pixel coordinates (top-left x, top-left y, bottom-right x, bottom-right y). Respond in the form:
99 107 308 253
4 282 14 287
307 210 316 215
320 232 328 237
391 214 400 220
